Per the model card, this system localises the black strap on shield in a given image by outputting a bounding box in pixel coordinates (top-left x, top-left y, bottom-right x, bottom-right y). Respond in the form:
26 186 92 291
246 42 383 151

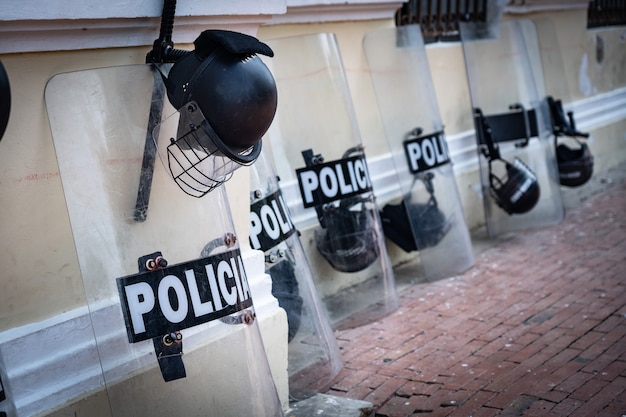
137 251 187 382
547 96 589 140
474 104 542 166
301 148 328 227
474 104 539 158
547 95 590 150
134 0 190 222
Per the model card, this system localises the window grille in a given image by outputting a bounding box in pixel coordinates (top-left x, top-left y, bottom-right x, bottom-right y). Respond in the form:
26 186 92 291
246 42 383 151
587 0 626 28
395 0 488 43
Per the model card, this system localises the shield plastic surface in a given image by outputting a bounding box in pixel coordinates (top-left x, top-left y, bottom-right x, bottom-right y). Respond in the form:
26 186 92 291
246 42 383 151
45 65 284 417
262 33 399 330
250 149 342 399
533 18 594 188
364 24 474 281
461 19 564 237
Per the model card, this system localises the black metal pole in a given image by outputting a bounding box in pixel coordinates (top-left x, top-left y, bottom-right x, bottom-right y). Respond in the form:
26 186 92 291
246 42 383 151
134 0 185 222
134 72 166 222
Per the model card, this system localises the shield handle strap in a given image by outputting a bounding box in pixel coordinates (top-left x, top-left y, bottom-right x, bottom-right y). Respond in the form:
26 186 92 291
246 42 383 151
138 252 187 382
547 95 589 139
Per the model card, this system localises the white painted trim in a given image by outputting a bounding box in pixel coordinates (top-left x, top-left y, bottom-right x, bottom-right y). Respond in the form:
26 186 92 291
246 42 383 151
0 250 280 417
0 16 273 54
268 1 403 25
0 0 402 54
570 87 626 132
0 0 286 21
504 0 589 14
283 87 626 229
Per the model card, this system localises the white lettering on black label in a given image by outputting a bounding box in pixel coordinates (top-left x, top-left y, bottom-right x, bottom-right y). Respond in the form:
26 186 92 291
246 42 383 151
296 155 373 208
403 131 450 173
117 249 252 343
249 190 295 251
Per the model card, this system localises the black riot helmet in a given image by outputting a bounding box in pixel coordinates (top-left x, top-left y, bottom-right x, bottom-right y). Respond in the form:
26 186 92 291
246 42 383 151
489 157 540 215
307 147 380 273
380 173 450 252
547 96 594 188
315 195 380 273
556 139 594 187
474 107 541 215
165 30 278 163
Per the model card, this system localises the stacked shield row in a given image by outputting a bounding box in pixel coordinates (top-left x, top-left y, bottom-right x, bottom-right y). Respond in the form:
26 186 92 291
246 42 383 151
41 17 592 417
254 18 592 404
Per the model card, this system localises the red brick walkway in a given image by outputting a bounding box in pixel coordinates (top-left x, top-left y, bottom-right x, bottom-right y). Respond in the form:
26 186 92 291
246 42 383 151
326 172 626 416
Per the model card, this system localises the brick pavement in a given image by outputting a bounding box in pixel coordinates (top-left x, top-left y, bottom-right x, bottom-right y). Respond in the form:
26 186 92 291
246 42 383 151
325 167 626 417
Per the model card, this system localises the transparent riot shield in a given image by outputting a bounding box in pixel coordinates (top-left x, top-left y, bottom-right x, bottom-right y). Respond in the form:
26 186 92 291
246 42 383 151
45 64 284 417
249 149 342 399
461 19 564 237
262 33 398 330
533 18 594 188
364 24 474 281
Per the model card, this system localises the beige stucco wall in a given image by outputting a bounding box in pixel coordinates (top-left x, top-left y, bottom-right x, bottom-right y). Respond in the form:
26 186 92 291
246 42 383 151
540 11 626 101
260 20 394 160
0 48 145 332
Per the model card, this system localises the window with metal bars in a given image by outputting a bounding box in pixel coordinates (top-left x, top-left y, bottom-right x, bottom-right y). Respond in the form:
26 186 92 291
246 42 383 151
395 0 489 43
587 0 626 28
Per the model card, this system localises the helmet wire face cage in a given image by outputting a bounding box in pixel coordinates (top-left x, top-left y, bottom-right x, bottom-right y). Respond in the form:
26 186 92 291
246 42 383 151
158 30 277 198
315 194 380 273
165 100 260 197
305 146 381 274
409 173 451 249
